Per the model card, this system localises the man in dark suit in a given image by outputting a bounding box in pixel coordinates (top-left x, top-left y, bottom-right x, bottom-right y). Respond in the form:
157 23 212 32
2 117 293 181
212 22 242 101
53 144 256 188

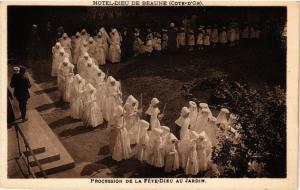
10 66 31 122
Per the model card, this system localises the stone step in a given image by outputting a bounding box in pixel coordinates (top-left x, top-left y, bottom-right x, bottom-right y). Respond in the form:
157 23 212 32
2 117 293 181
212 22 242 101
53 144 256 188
25 110 75 177
28 152 60 167
18 112 54 156
23 146 46 157
33 158 75 177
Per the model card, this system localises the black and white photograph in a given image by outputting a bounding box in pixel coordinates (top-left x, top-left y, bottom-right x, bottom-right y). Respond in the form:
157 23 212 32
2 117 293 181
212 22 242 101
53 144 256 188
1 1 299 189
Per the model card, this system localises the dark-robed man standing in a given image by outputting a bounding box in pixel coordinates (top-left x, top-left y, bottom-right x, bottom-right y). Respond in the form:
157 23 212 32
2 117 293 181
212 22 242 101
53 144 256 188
10 66 31 122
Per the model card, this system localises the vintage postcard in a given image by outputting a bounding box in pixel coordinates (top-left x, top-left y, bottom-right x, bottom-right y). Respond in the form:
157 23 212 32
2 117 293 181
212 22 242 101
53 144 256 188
0 1 299 190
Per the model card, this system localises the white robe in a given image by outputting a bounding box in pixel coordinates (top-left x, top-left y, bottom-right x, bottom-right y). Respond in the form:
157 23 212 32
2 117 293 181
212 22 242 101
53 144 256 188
154 38 162 51
162 34 168 50
57 62 74 101
59 38 72 62
144 39 153 53
196 33 204 45
99 29 111 59
84 90 103 127
164 142 180 173
133 37 144 55
135 132 150 162
112 120 132 161
94 77 105 111
204 35 210 46
188 34 195 46
72 37 81 64
175 116 190 140
211 29 219 43
64 73 74 102
94 37 106 65
196 139 211 172
109 42 121 63
178 138 192 168
176 32 186 48
52 52 67 77
88 42 97 60
206 120 218 147
51 47 61 77
229 28 236 42
219 31 228 44
150 108 161 130
70 79 86 119
148 136 164 167
124 103 140 144
83 63 96 85
189 106 198 131
195 112 209 133
77 57 89 76
185 142 199 175
109 33 121 63
80 34 90 45
104 84 119 122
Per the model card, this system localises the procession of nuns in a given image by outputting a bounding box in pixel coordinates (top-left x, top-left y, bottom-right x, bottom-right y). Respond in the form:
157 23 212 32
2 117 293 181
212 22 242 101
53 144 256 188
51 24 246 176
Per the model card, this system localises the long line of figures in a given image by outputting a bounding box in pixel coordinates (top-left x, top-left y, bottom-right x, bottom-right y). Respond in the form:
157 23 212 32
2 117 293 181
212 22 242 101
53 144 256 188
51 28 241 177
50 21 269 73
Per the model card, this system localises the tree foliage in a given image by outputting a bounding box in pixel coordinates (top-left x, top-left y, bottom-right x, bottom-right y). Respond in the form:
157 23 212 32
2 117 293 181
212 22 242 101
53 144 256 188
211 80 286 177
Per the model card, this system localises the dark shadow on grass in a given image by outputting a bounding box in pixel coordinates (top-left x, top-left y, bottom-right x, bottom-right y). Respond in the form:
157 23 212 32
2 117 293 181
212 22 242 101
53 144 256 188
48 116 80 129
35 101 69 112
35 101 61 112
98 145 110 156
34 86 58 95
80 162 107 176
59 125 97 138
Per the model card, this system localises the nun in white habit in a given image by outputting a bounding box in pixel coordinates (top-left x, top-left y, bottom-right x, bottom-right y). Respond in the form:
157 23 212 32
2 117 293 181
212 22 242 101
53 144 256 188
93 69 106 110
175 107 191 140
80 29 90 45
124 95 140 144
145 98 163 130
206 116 218 147
164 133 180 173
70 74 86 119
94 32 106 65
52 48 67 77
72 32 81 65
80 41 89 58
77 52 90 77
216 108 229 127
59 33 72 62
185 138 199 176
198 102 212 116
196 131 212 172
57 57 74 102
83 84 103 127
178 130 196 170
81 83 94 123
83 60 96 85
188 101 198 131
51 42 62 77
99 27 111 60
161 125 171 147
87 37 97 60
112 105 132 161
104 76 119 122
195 108 210 133
135 120 150 162
148 128 164 168
108 28 121 64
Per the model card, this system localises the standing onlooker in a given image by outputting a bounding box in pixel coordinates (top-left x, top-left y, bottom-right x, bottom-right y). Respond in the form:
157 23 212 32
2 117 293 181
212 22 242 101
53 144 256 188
10 66 31 122
7 88 15 126
27 24 41 64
